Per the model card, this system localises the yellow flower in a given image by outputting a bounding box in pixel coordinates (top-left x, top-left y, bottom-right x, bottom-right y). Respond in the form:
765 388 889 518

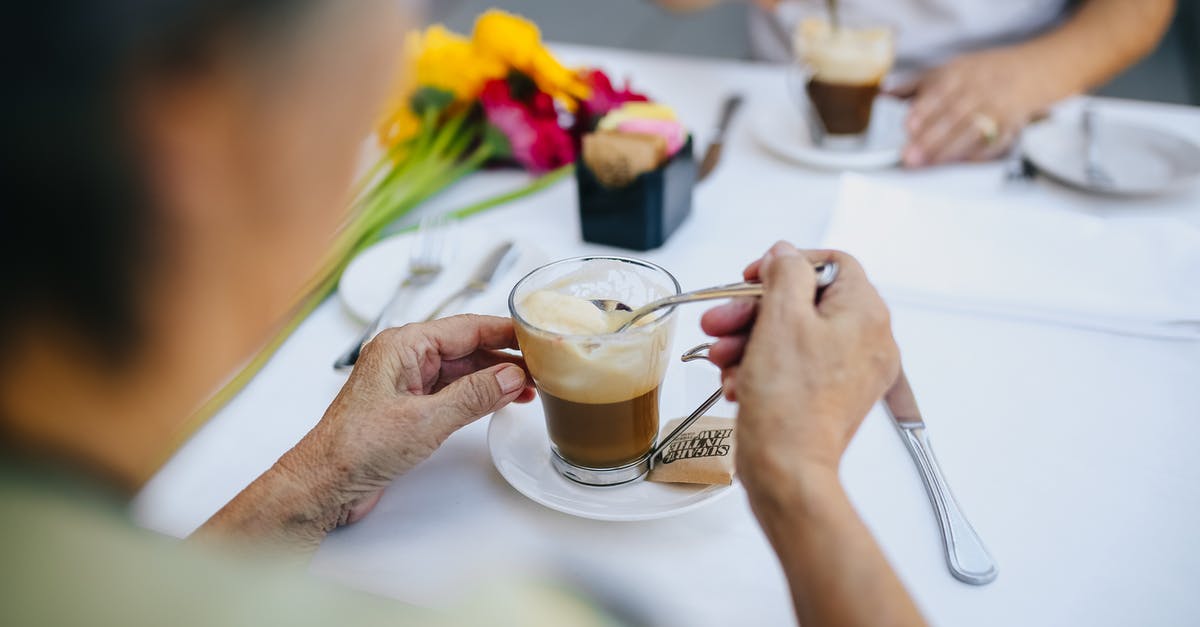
376 26 506 149
471 10 591 107
376 12 593 148
415 25 507 102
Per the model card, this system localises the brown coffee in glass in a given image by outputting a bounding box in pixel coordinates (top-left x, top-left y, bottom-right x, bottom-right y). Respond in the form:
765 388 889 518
795 17 894 148
509 256 679 486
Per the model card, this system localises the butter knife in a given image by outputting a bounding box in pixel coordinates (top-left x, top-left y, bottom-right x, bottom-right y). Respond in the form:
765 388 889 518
423 241 518 321
696 93 745 182
883 368 998 585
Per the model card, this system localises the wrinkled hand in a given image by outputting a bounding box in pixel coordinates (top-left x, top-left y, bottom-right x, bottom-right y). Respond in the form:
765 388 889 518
295 315 535 525
895 47 1050 167
700 242 899 491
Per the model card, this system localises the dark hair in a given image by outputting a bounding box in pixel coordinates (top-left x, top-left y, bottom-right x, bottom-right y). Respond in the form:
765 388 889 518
0 1 306 362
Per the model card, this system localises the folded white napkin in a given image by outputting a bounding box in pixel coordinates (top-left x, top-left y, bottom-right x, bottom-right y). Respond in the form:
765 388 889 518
820 175 1200 340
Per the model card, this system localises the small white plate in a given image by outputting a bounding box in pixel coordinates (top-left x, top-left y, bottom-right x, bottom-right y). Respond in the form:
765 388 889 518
751 96 908 171
1023 117 1200 196
487 400 735 521
339 227 547 323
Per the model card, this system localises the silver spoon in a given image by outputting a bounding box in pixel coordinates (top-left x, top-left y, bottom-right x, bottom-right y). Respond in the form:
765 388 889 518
826 0 841 31
593 262 839 332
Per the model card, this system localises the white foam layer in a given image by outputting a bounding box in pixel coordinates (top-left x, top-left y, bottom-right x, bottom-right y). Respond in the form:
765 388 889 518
519 290 613 336
796 18 894 85
515 277 674 405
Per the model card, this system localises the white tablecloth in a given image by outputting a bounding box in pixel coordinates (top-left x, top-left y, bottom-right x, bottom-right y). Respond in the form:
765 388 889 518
133 45 1200 626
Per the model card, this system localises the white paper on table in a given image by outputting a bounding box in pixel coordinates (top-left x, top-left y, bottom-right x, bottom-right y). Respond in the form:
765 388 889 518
820 174 1200 340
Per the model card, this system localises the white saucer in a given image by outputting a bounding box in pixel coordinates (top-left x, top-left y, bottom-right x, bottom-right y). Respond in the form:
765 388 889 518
751 96 908 170
339 227 547 323
1022 117 1200 197
487 400 735 521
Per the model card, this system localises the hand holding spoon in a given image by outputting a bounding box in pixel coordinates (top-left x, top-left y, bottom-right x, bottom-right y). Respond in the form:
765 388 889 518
593 262 839 332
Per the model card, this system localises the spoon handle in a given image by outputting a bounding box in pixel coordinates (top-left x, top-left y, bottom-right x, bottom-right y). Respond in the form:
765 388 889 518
616 262 837 331
650 343 721 467
651 387 724 468
660 281 765 305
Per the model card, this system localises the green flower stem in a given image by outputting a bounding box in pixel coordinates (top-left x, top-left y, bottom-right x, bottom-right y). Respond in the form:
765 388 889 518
451 163 573 220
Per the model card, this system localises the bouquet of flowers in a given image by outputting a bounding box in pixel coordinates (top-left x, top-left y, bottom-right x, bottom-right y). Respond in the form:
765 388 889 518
186 10 649 432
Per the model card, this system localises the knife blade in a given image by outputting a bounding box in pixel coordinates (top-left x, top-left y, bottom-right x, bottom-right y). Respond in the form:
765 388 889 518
883 368 999 585
423 241 518 321
696 93 745 182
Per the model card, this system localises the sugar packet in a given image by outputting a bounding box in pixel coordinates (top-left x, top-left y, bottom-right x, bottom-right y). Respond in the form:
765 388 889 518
647 416 736 486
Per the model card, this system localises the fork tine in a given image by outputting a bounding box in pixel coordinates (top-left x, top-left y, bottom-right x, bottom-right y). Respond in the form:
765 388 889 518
424 215 443 267
412 214 440 268
429 215 447 266
411 213 452 271
411 215 432 266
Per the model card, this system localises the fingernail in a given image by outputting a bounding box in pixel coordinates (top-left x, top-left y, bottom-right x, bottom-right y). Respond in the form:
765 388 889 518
496 366 524 394
903 148 923 167
774 242 800 257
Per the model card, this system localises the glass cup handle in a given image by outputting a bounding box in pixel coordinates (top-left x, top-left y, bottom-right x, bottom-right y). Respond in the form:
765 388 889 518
650 344 721 468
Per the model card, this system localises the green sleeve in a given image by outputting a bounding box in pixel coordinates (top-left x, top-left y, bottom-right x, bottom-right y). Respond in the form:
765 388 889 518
0 475 619 627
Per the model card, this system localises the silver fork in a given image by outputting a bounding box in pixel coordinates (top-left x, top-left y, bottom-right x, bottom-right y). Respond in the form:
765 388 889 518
333 214 450 371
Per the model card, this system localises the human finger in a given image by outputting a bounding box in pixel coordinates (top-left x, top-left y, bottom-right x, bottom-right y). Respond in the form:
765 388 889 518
742 239 809 290
906 91 978 167
435 349 530 389
906 70 972 137
700 298 757 338
906 69 962 130
885 79 919 100
514 387 537 403
721 365 739 402
415 314 521 361
708 334 749 369
970 125 1019 162
743 256 765 282
925 109 994 165
421 363 528 432
754 243 820 332
366 318 519 395
799 250 878 318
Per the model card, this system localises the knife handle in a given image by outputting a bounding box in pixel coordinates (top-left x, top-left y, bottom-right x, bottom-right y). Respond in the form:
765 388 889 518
713 93 744 139
897 425 998 585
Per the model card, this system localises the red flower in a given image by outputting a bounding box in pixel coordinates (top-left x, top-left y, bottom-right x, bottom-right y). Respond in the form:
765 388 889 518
480 78 574 173
573 69 650 135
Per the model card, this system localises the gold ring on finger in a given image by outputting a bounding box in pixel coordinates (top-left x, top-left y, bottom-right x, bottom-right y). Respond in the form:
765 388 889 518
972 112 1000 146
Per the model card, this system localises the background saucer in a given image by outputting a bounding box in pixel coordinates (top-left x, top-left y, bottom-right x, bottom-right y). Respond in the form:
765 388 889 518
751 96 908 170
338 227 547 323
487 400 734 522
1022 117 1200 197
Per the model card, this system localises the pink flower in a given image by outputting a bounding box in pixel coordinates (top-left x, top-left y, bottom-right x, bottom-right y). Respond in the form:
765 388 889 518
573 69 650 135
480 77 575 173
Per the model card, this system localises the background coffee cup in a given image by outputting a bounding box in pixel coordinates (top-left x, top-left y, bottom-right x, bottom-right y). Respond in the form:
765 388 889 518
788 15 895 149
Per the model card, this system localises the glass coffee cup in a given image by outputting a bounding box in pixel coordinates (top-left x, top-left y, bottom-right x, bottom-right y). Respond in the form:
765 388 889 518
791 16 895 149
509 256 680 486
